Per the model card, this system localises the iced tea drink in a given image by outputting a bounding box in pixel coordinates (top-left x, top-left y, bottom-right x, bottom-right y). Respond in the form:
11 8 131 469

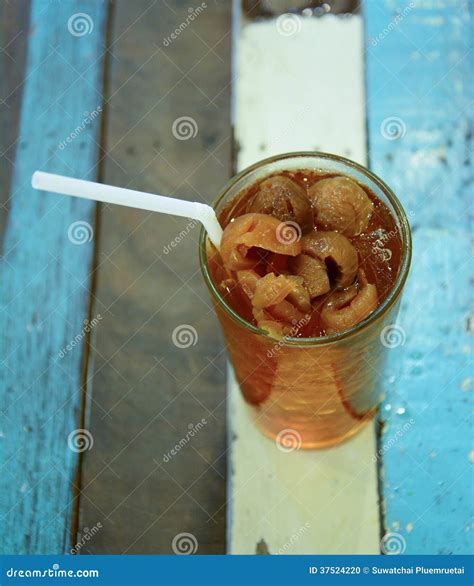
200 153 411 448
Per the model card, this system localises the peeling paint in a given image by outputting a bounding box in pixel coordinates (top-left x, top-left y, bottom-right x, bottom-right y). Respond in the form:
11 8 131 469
461 377 472 391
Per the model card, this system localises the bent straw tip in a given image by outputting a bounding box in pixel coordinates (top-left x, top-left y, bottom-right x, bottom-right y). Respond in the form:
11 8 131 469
198 205 223 249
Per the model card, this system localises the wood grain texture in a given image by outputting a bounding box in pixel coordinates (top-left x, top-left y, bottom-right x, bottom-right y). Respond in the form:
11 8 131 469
0 0 31 244
0 0 108 554
229 13 380 554
77 0 232 554
365 0 473 553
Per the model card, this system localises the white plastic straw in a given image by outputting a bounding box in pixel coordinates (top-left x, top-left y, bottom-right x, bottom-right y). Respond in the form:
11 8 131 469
31 171 223 248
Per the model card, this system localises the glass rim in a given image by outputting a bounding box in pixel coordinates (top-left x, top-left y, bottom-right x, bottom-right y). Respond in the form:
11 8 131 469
199 151 412 347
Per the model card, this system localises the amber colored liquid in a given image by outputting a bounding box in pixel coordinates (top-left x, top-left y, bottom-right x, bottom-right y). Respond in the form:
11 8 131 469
208 170 404 448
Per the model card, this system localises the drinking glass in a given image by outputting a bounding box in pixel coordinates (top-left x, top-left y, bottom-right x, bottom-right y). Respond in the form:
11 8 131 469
199 152 411 449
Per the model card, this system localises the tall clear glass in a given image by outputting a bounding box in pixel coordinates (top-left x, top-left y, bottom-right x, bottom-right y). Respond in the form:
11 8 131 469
199 153 412 449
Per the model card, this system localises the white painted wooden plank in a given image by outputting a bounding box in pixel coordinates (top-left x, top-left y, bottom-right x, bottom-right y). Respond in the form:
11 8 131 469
229 368 379 554
229 13 380 554
236 14 367 168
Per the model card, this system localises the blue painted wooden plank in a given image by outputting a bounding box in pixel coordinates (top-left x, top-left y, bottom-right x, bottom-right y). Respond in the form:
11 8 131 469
0 1 108 553
365 0 472 554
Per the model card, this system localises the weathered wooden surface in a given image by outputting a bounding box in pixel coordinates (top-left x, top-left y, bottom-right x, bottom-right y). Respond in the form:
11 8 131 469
0 0 108 553
0 0 31 240
77 0 232 554
365 0 473 553
1 0 471 557
229 12 380 554
242 0 359 19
